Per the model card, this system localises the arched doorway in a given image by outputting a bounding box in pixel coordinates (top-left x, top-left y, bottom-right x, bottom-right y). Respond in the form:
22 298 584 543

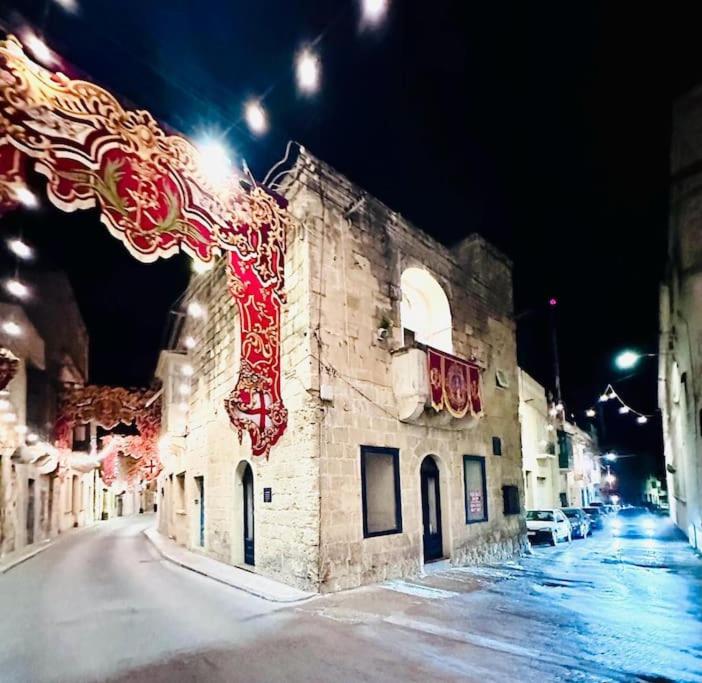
420 456 443 562
242 464 255 566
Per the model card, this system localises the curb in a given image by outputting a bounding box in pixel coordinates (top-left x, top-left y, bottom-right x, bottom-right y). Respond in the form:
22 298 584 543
143 527 316 604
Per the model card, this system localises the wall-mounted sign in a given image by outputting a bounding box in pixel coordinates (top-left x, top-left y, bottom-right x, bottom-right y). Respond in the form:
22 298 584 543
263 487 272 503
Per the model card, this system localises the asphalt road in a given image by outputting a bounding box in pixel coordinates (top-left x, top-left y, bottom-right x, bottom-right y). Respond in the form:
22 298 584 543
0 515 700 682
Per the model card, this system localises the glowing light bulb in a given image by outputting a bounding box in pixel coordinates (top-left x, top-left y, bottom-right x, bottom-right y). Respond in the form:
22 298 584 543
181 365 194 377
26 432 39 443
178 383 191 396
618 405 630 414
5 279 29 299
2 321 22 337
244 100 268 135
599 393 609 402
184 336 196 350
22 30 57 67
361 0 389 26
196 138 234 187
549 407 558 417
0 398 11 411
53 0 79 12
1 412 16 423
187 301 205 319
15 186 38 209
296 47 320 95
585 408 596 418
178 402 189 412
604 452 617 462
546 424 554 432
7 238 32 260
192 259 213 275
637 415 648 424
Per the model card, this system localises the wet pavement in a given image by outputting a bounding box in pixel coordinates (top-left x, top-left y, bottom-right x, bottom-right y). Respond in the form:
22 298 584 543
0 516 700 682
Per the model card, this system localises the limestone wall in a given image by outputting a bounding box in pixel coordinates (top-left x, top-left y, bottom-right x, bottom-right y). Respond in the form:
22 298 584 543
285 152 526 592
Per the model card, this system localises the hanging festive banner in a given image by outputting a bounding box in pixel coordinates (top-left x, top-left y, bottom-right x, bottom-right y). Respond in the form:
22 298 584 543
55 384 162 485
427 347 483 418
0 36 290 457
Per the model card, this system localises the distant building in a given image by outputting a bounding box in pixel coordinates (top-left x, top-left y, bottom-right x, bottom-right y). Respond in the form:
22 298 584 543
156 148 527 592
518 369 600 510
642 475 667 509
518 369 559 509
659 86 702 551
0 272 98 561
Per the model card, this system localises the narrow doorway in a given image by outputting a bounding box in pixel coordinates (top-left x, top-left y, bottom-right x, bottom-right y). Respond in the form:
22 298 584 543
420 456 443 562
242 463 255 566
26 478 35 545
194 475 205 547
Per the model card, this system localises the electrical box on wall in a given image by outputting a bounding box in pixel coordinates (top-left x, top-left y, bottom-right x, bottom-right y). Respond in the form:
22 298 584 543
320 383 334 402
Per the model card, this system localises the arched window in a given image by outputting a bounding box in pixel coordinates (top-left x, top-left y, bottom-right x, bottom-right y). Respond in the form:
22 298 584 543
400 268 453 353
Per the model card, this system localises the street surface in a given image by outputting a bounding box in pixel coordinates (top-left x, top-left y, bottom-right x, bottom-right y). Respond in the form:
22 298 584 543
0 515 700 682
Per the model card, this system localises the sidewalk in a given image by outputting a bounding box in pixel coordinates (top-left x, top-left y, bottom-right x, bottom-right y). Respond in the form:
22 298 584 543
143 526 316 604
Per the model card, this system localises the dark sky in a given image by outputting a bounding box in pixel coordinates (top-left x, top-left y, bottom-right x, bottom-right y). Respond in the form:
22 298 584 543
3 1 702 490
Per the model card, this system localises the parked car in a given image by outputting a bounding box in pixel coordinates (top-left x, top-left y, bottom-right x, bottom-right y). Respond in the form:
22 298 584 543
583 506 605 530
562 508 591 539
526 509 572 546
611 506 672 538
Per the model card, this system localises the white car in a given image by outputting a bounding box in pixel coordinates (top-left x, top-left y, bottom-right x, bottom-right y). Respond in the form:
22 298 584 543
526 509 572 546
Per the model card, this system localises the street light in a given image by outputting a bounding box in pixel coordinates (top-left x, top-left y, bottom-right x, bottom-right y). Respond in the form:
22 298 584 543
604 452 617 462
614 349 656 370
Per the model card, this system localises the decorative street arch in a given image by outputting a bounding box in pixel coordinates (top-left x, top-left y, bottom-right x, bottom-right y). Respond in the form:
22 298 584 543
0 36 291 458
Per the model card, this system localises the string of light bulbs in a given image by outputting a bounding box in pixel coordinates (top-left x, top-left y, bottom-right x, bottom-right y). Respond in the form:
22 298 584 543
584 384 653 425
12 0 392 184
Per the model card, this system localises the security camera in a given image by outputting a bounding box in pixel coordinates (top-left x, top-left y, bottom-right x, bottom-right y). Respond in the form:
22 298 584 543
376 327 389 341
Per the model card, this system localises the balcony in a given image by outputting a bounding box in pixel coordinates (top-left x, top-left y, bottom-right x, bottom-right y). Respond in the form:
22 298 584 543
390 344 481 429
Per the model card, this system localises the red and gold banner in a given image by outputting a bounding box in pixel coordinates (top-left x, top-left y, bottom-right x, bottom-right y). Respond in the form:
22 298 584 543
427 348 483 419
55 384 162 486
0 36 290 457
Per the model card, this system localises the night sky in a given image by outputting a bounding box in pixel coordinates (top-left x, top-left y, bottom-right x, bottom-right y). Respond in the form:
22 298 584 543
2 1 702 494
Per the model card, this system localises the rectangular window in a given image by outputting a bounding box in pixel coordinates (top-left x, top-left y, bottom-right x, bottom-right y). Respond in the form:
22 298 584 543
360 446 402 538
463 455 488 523
557 430 573 469
502 485 520 515
492 437 502 456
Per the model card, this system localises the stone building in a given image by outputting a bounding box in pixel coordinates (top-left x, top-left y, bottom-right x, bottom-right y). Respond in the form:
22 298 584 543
518 369 559 509
156 147 527 592
659 85 702 550
0 273 98 561
518 369 600 511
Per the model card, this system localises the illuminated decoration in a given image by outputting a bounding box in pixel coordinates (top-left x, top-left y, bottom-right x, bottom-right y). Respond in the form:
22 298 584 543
427 347 483 418
7 238 32 260
53 0 79 13
187 301 205 319
2 321 22 337
20 30 58 67
245 100 268 136
585 408 596 418
296 47 320 95
0 348 19 390
0 36 290 457
594 383 654 425
15 185 38 209
5 278 29 299
54 384 162 485
361 0 389 26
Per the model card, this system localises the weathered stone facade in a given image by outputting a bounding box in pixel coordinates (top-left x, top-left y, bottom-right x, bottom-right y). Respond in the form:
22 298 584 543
157 148 527 592
0 275 99 561
660 85 702 551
